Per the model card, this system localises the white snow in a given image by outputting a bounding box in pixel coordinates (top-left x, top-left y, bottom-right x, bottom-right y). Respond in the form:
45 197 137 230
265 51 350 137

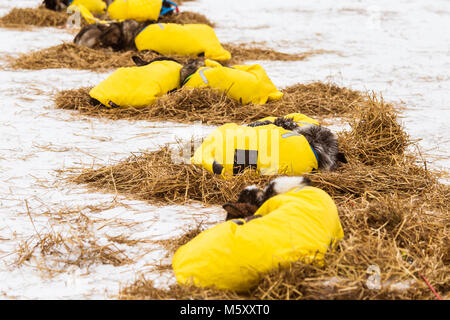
0 0 448 299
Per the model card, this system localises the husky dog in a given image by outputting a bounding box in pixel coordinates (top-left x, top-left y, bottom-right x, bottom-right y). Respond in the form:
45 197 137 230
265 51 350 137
223 176 311 221
248 116 347 171
43 0 71 11
74 20 154 51
132 56 205 87
179 59 205 86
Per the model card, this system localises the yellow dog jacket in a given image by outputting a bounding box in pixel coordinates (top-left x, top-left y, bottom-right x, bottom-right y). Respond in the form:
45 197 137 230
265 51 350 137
89 60 182 108
173 186 344 291
184 59 283 105
135 23 231 61
191 113 319 176
69 0 106 15
107 0 162 22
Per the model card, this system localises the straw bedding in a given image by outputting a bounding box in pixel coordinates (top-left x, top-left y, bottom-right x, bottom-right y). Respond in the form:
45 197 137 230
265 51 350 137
0 4 208 28
159 11 214 27
54 82 364 123
67 88 449 300
0 7 69 28
8 43 186 72
8 42 326 71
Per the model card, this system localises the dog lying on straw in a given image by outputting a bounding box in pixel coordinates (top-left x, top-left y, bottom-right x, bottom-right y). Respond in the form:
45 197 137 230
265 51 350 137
74 20 151 51
191 112 347 177
173 175 344 291
248 116 347 171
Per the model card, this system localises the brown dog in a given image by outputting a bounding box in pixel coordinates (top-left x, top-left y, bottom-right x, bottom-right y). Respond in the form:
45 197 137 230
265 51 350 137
74 20 153 51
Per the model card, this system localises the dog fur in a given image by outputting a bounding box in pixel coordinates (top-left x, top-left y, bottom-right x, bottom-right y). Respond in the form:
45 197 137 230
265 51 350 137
223 176 311 221
43 0 70 11
74 20 153 51
179 59 205 85
249 116 347 171
131 56 205 87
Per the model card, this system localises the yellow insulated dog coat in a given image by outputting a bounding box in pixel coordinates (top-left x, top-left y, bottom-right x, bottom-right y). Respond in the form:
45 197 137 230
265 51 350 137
89 60 182 108
184 59 284 105
191 114 319 176
135 23 231 61
69 3 109 24
69 0 106 14
107 0 162 22
173 186 344 291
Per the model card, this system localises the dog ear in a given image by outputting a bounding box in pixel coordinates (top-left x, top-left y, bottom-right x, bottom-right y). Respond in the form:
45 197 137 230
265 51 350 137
223 203 243 220
223 203 258 220
132 56 149 66
337 152 347 164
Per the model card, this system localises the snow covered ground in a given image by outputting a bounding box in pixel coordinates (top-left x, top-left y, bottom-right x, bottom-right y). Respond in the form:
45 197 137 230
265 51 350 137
0 0 448 299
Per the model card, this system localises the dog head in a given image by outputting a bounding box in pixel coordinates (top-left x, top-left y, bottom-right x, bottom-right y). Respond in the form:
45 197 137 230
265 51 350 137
294 124 347 171
74 23 111 49
44 0 70 11
74 20 152 51
120 20 154 51
223 176 311 221
180 59 205 86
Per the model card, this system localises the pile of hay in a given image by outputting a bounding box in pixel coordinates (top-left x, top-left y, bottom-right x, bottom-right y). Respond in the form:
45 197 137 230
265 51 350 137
224 44 330 63
8 43 189 72
8 42 325 71
160 11 214 27
0 7 69 28
0 4 207 28
55 82 364 123
72 146 271 205
68 87 448 300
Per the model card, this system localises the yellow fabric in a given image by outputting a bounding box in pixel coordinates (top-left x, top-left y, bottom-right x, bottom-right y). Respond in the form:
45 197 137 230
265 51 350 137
107 0 162 22
184 60 283 105
173 186 344 291
191 116 319 176
69 0 106 14
89 60 182 108
69 3 109 24
135 24 231 61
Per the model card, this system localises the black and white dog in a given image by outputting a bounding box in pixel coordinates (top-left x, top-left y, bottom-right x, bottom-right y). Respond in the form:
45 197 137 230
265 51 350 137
248 117 347 171
223 176 311 221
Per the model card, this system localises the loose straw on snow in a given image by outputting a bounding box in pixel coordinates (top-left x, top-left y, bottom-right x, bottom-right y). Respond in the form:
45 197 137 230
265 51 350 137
0 3 209 28
54 82 364 123
0 7 69 28
8 43 328 71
